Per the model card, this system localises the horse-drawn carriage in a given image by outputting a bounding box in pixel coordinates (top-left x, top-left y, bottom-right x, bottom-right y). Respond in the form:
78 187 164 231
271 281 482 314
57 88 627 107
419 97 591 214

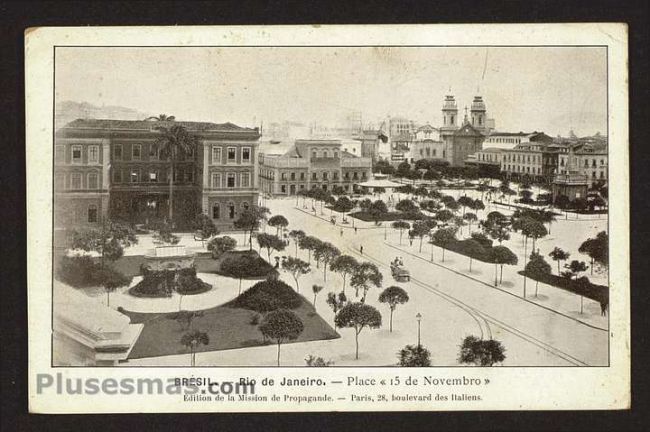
390 261 410 282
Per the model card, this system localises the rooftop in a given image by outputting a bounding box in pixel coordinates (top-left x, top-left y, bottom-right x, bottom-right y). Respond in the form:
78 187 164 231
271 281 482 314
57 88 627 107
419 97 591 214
62 118 258 133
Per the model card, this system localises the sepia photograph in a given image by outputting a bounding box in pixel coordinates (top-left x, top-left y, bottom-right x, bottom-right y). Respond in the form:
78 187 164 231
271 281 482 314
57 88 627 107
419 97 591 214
22 22 633 414
50 44 611 368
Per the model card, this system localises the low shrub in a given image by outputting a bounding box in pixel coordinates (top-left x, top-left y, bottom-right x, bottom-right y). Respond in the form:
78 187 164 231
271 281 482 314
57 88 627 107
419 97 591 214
249 313 261 325
218 252 275 279
520 270 608 303
56 255 132 289
226 278 303 312
130 266 211 297
470 232 493 249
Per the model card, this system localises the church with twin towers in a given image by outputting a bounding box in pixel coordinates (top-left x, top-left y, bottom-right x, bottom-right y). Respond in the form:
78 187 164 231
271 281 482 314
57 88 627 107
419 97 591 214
438 93 492 166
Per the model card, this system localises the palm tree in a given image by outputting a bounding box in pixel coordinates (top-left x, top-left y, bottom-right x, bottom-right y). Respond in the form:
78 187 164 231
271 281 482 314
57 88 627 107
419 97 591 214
180 330 209 367
154 122 198 223
147 114 176 121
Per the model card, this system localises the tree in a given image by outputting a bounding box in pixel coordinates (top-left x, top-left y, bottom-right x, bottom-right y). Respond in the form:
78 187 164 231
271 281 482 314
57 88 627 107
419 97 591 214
410 220 432 252
579 231 608 274
180 330 209 367
326 291 348 328
154 123 198 223
458 196 474 217
463 212 478 235
193 213 219 240
458 336 506 366
257 233 286 263
392 220 411 245
335 196 355 215
299 236 322 265
220 256 252 295
398 344 432 367
234 205 270 251
549 247 571 275
147 114 176 121
305 355 334 367
431 228 457 262
378 286 410 332
435 209 454 224
396 161 412 178
207 236 237 259
491 246 518 286
268 215 289 236
565 260 589 280
283 257 311 293
259 309 304 366
330 255 359 294
525 252 552 297
288 229 306 257
350 262 383 301
314 242 340 281
68 220 138 268
312 284 324 308
472 198 486 215
395 199 418 215
369 200 388 224
519 189 534 203
463 239 485 273
522 218 548 251
97 266 131 307
335 302 382 360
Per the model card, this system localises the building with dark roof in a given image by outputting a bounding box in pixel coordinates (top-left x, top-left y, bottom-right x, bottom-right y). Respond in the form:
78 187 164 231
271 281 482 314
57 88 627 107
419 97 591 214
258 139 372 196
54 118 260 231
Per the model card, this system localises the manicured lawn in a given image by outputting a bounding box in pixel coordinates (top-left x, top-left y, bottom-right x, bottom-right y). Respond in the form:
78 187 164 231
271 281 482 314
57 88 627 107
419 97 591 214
122 298 339 361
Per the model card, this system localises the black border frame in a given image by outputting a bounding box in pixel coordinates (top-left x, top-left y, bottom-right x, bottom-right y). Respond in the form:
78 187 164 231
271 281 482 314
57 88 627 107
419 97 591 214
2 0 648 431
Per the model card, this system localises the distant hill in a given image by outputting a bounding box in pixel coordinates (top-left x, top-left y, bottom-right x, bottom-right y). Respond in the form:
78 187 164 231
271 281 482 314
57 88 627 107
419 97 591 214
55 101 150 130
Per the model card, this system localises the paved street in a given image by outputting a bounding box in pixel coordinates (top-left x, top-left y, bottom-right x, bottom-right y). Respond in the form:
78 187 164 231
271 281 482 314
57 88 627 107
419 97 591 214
125 196 608 367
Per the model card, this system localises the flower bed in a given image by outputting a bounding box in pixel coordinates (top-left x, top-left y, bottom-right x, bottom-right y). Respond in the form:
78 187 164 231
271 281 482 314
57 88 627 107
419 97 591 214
129 267 212 298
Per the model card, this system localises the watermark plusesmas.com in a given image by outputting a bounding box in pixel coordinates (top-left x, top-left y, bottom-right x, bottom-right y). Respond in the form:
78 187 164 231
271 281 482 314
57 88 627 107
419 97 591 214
36 373 256 396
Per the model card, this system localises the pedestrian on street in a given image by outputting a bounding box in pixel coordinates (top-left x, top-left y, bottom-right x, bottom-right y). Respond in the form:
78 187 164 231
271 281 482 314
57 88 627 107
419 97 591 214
340 228 343 237
360 245 364 255
354 227 358 234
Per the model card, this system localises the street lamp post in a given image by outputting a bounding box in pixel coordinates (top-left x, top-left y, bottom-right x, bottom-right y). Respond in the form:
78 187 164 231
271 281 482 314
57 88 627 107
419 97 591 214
384 224 387 240
416 313 422 348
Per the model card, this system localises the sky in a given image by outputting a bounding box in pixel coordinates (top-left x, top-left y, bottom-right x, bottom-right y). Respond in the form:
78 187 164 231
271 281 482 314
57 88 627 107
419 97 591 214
55 46 607 137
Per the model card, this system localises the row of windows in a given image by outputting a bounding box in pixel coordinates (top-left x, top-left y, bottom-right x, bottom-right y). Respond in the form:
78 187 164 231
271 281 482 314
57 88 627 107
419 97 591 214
488 137 521 144
55 172 100 190
419 148 438 157
211 146 252 165
504 153 541 164
504 165 542 175
310 149 340 159
277 183 354 194
211 201 250 220
56 145 100 165
210 172 251 188
112 168 194 184
558 170 606 179
112 143 194 162
259 170 368 181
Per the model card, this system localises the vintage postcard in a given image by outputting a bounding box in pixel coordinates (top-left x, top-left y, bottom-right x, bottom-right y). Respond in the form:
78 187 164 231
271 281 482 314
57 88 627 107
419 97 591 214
26 24 629 412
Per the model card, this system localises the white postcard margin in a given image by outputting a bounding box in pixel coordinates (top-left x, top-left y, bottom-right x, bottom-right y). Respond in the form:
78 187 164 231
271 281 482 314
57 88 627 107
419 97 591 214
26 24 629 413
